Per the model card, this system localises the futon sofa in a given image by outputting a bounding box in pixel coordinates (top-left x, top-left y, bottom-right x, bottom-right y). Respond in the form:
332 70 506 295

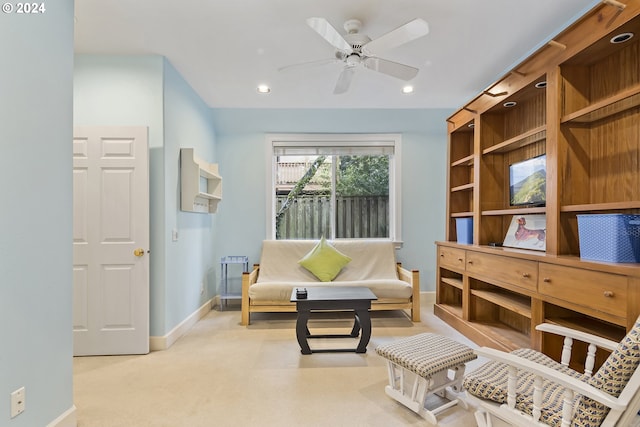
241 239 420 325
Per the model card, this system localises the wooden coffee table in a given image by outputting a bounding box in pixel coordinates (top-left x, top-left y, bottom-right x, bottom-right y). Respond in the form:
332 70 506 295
290 286 377 354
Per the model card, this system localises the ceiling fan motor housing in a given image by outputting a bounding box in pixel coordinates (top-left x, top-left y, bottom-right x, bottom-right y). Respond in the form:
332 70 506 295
345 33 371 52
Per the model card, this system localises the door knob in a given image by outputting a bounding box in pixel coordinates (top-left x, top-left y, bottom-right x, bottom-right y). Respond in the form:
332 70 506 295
134 248 145 257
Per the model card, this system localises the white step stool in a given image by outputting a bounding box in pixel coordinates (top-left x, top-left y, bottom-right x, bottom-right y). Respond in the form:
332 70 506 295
375 333 477 424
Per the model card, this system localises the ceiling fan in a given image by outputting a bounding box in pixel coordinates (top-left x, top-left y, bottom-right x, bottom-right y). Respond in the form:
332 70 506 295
280 17 429 94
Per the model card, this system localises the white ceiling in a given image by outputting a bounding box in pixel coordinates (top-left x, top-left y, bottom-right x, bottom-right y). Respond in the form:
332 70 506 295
74 0 598 109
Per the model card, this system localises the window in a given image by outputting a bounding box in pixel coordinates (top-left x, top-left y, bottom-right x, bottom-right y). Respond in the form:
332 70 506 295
266 134 401 242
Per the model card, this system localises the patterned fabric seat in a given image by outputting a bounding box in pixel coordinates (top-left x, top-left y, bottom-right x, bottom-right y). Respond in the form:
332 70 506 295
376 333 477 378
375 333 477 424
464 348 587 427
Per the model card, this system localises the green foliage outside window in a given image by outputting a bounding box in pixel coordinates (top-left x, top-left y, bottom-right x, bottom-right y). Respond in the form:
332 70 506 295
336 155 389 196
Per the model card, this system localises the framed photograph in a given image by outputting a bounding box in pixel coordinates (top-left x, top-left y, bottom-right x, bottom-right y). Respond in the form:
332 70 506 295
503 215 546 251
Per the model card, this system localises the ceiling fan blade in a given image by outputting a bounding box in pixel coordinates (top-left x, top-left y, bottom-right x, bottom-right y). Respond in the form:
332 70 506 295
278 58 339 72
361 18 429 56
306 17 353 52
364 57 419 81
334 67 355 94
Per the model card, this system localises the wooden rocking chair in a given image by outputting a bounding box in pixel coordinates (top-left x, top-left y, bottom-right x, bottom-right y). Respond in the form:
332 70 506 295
463 319 640 427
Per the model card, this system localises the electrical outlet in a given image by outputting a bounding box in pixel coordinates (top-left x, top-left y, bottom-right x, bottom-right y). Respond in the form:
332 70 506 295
172 229 179 242
200 280 205 295
10 387 25 418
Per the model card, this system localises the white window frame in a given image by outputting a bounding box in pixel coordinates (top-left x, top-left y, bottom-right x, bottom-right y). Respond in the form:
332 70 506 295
265 133 402 244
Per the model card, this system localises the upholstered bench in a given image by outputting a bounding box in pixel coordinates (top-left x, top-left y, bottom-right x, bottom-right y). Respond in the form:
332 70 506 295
375 333 477 424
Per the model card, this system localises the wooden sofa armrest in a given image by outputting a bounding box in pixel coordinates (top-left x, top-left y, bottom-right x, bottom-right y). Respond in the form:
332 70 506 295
241 264 260 326
397 263 420 322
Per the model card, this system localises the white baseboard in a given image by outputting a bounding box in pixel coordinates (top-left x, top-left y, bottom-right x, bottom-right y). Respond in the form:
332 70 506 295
421 291 436 305
149 299 212 351
47 405 77 427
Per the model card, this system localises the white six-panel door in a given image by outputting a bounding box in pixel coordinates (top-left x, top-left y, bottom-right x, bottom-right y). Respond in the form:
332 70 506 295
73 126 149 356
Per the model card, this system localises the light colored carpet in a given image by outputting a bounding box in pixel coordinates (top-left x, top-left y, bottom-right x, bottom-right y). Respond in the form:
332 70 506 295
73 299 488 426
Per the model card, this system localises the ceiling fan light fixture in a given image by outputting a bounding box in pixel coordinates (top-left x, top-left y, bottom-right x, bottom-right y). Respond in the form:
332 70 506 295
257 84 271 94
402 85 414 94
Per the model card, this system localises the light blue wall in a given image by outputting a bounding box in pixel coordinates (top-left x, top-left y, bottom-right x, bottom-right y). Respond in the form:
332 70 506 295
74 55 218 336
211 108 452 290
163 59 218 330
0 2 75 426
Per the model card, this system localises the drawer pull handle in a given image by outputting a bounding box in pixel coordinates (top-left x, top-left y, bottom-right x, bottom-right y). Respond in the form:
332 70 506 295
522 273 530 278
603 291 614 298
467 260 473 264
543 278 551 283
458 258 464 262
440 254 444 257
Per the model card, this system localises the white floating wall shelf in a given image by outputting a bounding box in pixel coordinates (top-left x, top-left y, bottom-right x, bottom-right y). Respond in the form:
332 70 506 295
180 148 222 213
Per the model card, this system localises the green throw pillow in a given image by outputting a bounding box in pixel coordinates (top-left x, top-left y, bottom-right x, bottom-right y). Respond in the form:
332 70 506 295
298 237 352 282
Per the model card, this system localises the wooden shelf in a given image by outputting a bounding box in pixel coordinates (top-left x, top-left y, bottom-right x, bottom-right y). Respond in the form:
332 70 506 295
561 84 640 124
452 155 474 167
468 320 531 351
482 206 546 216
482 125 547 155
561 201 640 212
441 277 463 290
451 183 474 192
544 316 626 343
437 303 463 319
451 211 474 218
471 290 531 318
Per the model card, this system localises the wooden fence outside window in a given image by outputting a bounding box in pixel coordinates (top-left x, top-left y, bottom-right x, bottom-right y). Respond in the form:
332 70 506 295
276 195 389 239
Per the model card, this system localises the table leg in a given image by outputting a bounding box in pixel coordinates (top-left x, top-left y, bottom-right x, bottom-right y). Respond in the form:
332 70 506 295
296 309 312 355
354 309 371 353
349 314 361 337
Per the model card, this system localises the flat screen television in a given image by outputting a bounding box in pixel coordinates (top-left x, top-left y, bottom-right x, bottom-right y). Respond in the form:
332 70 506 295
509 154 546 206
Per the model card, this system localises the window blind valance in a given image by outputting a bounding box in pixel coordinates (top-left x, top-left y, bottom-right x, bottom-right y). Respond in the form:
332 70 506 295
273 145 394 156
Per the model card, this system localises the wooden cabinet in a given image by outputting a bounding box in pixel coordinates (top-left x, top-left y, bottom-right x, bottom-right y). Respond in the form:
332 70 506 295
466 252 538 292
538 263 628 321
437 2 640 359
180 148 222 214
436 242 638 356
438 246 466 271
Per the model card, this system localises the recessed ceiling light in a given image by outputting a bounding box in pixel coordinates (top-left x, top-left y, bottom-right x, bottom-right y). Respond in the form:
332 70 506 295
257 84 271 94
610 32 634 44
535 81 547 89
402 85 414 94
503 101 517 108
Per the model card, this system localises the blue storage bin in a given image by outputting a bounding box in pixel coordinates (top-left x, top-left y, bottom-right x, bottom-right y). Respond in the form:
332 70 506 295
577 214 640 263
455 217 473 244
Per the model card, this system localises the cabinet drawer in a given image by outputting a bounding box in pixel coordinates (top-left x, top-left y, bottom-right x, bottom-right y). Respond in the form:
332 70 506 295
466 252 537 291
438 247 466 271
538 263 627 318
